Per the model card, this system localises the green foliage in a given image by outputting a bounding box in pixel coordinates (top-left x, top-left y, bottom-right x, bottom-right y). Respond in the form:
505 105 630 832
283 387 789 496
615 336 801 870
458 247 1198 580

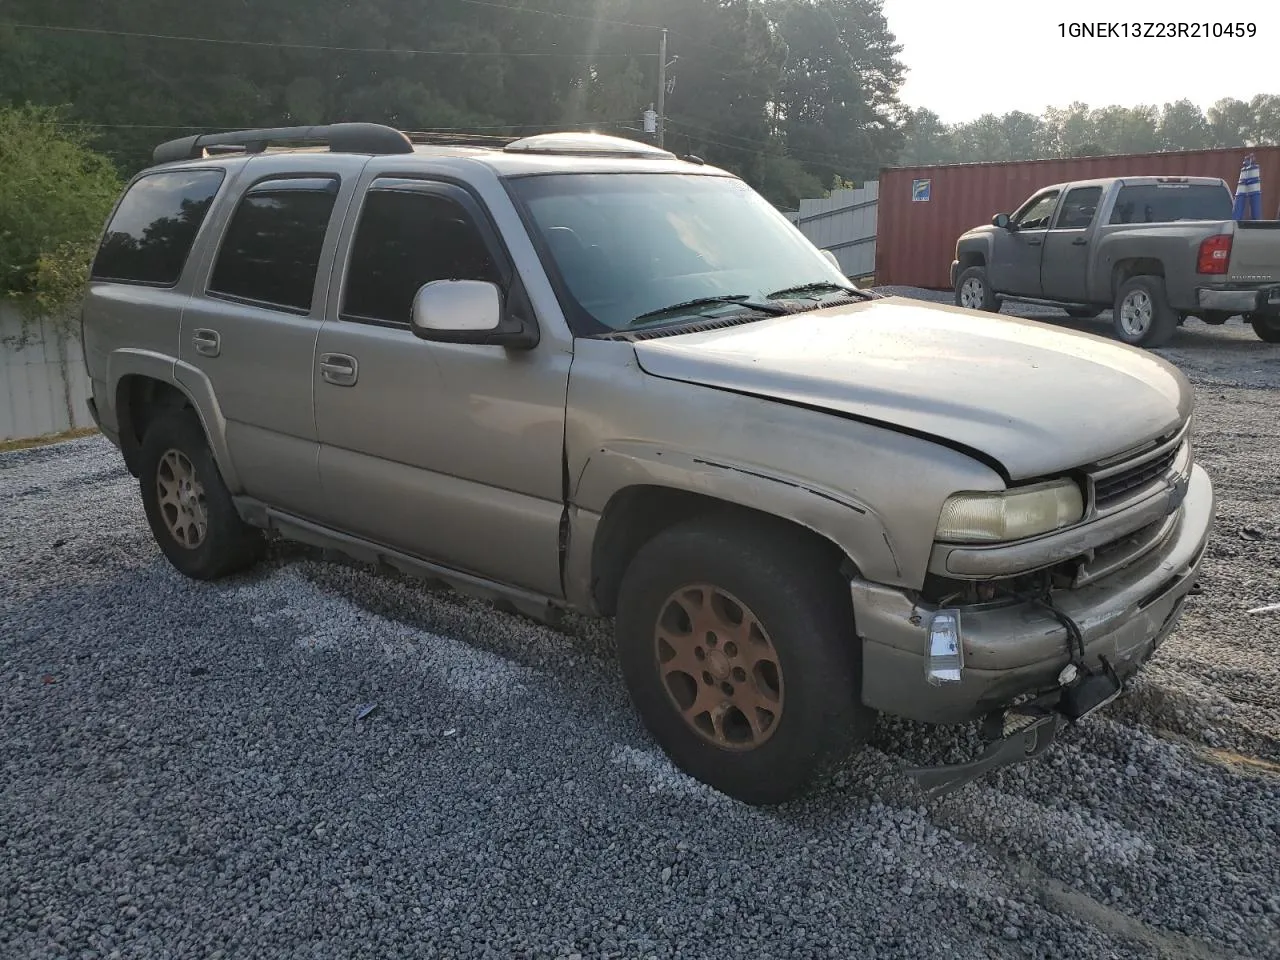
0 0 906 207
0 104 120 301
903 96 1280 166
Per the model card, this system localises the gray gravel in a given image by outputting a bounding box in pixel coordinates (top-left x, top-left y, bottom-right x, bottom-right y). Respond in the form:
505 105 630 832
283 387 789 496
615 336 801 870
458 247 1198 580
3 299 1279 959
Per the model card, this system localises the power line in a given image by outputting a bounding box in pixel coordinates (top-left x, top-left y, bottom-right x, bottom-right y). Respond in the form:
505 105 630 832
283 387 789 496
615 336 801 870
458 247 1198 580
449 0 660 30
38 119 637 132
665 115 870 170
1 21 655 57
663 118 863 179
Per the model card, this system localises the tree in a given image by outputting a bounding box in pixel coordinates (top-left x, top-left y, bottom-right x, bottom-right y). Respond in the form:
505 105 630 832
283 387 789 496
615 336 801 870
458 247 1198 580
770 0 905 184
0 104 120 300
1207 97 1254 146
1158 100 1213 151
899 108 954 165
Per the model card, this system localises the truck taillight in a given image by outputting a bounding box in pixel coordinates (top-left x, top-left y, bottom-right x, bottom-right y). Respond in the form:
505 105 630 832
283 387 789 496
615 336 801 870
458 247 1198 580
1197 235 1232 274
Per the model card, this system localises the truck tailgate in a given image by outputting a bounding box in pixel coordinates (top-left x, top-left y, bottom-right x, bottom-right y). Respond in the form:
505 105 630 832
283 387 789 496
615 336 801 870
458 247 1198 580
1228 221 1280 283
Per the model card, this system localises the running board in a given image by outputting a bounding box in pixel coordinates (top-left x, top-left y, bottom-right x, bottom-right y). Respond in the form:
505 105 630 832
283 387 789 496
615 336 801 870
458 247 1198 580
233 497 564 626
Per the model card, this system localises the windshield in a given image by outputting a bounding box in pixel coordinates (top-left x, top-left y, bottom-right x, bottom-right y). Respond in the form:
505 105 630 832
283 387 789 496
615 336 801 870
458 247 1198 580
507 173 855 333
1108 184 1233 224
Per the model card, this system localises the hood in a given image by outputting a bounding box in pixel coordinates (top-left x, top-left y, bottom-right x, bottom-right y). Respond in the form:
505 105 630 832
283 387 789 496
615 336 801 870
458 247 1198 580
631 297 1192 481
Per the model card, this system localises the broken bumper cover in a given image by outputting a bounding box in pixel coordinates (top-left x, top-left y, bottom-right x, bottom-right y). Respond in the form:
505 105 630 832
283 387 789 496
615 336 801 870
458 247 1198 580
853 463 1213 727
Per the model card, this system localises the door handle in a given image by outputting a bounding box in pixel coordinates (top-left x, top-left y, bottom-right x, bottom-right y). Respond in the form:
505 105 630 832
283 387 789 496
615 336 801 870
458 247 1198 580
1028 239 1043 246
319 353 358 386
1072 238 1088 246
192 328 221 358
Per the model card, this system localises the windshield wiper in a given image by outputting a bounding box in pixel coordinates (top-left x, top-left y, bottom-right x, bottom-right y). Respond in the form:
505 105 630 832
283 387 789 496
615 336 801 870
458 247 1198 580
628 294 791 326
766 281 871 300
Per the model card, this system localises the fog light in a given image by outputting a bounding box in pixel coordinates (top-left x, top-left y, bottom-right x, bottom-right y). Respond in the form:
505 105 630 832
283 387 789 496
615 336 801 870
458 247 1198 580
926 609 964 685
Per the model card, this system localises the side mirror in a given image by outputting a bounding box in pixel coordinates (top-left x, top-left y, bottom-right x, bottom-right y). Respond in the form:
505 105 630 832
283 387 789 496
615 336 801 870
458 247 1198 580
410 279 537 349
820 249 842 271
992 213 1011 229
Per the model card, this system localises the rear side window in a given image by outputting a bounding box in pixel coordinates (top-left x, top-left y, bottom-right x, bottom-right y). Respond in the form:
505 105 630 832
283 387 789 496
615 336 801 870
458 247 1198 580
209 179 339 313
1109 184 1233 224
1054 186 1103 230
91 170 225 285
342 189 501 325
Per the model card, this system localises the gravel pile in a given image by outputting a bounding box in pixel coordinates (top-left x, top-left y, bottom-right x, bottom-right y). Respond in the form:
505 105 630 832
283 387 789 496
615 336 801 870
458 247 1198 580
2 304 1278 959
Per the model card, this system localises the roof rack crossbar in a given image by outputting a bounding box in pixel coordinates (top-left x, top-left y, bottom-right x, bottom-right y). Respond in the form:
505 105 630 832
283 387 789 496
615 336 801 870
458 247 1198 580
152 122 415 165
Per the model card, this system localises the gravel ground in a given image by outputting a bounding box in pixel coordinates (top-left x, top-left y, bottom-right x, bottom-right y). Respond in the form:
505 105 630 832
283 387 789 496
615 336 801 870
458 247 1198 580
2 297 1278 959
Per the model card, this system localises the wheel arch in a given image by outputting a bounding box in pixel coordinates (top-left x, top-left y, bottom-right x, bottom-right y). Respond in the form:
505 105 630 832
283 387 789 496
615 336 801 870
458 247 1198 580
108 351 240 489
1111 257 1166 297
567 447 902 616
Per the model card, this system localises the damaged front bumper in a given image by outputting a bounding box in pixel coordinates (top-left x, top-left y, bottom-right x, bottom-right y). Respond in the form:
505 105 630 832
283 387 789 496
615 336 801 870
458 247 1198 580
852 463 1214 796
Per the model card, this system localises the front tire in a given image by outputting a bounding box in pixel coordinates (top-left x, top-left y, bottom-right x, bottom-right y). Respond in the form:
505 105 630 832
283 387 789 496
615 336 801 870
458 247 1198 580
138 408 264 580
955 265 1001 312
1248 313 1280 342
615 516 873 805
1113 275 1178 347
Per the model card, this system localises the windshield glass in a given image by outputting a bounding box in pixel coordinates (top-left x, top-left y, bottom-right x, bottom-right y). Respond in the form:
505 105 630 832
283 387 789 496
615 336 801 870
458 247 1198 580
507 173 855 333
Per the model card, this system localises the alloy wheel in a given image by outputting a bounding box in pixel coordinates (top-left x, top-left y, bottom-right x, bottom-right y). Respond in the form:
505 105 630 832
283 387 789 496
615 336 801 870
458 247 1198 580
652 584 784 751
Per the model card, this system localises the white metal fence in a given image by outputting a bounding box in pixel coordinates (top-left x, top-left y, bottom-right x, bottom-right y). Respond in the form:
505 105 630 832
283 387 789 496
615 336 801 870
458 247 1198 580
785 181 879 279
0 305 94 443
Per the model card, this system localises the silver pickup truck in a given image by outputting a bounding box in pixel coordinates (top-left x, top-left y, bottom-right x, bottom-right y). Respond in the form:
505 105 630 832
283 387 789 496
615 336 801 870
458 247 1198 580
82 125 1214 805
952 175 1280 347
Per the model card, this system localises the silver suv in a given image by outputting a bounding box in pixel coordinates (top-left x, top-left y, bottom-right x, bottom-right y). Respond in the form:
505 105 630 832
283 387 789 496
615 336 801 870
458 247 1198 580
82 123 1215 804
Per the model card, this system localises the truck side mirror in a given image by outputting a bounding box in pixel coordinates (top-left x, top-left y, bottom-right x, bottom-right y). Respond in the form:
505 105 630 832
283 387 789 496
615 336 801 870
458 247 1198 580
410 279 538 349
992 213 1011 229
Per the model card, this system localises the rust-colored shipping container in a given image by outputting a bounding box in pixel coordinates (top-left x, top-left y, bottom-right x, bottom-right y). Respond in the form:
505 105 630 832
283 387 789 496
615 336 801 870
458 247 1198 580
875 146 1280 290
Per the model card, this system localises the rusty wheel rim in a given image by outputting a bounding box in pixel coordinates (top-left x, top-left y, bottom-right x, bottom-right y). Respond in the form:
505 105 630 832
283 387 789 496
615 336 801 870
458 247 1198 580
156 449 208 550
653 584 784 751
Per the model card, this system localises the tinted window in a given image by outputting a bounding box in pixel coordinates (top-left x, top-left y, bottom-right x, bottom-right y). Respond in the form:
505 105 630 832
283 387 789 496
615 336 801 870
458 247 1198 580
209 182 338 312
1055 186 1103 229
342 189 500 325
1013 192 1059 229
91 170 225 285
1109 184 1233 224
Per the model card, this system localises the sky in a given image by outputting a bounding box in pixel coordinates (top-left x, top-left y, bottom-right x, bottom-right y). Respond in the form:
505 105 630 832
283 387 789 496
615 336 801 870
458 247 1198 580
881 0 1280 124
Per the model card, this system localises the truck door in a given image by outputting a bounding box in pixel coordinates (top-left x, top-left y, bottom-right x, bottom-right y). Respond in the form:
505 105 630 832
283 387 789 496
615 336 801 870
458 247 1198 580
1040 185 1102 302
990 189 1059 296
312 176 571 598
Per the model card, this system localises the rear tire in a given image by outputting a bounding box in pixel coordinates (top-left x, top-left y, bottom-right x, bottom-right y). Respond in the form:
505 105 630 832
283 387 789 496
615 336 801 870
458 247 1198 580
1113 276 1178 348
954 265 1002 313
138 408 264 580
1248 313 1280 343
615 516 873 805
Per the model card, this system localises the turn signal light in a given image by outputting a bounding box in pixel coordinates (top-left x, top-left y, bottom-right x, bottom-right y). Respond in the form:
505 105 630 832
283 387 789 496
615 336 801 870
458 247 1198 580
925 610 964 685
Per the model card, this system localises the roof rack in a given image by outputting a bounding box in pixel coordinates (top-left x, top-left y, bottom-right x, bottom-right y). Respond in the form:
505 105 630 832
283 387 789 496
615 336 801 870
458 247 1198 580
152 122 414 165
402 131 517 150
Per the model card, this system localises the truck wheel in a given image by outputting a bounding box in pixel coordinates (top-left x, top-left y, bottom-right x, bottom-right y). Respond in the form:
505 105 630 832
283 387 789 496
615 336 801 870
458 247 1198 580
138 408 264 580
955 266 1001 312
1113 276 1178 348
1248 314 1280 342
1065 306 1101 319
614 516 873 806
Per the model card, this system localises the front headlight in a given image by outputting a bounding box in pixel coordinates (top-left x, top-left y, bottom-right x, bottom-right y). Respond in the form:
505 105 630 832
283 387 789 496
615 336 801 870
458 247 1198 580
936 478 1084 544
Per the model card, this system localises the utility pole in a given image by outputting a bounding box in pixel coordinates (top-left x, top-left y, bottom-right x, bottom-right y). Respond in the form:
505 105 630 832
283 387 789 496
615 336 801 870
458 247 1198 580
657 28 668 148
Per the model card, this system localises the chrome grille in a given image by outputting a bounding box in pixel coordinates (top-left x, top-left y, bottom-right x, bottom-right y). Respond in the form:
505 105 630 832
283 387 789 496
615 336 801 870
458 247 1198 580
1093 445 1179 510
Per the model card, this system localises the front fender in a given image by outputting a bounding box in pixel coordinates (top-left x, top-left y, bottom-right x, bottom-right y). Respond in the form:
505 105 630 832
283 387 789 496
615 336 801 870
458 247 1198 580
564 440 904 607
